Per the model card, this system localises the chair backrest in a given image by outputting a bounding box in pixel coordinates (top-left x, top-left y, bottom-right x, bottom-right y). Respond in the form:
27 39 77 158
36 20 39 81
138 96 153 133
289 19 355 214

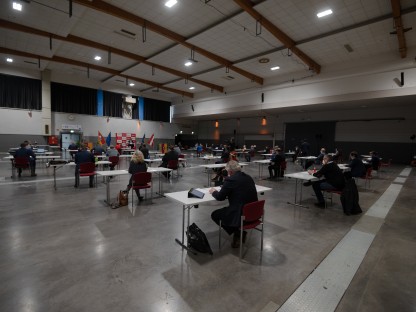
365 167 372 178
178 154 185 159
132 172 152 186
242 200 265 222
167 159 179 170
222 158 229 163
14 156 30 167
79 162 96 173
280 161 287 170
109 156 119 165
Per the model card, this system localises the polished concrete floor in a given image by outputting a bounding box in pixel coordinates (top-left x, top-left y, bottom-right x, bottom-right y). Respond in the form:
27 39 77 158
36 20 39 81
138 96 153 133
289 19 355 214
0 153 414 312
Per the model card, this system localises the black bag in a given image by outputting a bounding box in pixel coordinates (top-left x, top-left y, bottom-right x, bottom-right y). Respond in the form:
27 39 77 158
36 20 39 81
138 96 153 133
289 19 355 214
187 223 213 255
341 178 362 215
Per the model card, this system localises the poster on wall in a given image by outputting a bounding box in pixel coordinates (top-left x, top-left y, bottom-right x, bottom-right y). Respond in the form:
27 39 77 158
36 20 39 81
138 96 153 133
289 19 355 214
122 103 132 119
116 133 136 149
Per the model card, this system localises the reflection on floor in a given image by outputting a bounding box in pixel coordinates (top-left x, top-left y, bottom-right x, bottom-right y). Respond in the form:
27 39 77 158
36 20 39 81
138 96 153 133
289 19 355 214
0 153 414 312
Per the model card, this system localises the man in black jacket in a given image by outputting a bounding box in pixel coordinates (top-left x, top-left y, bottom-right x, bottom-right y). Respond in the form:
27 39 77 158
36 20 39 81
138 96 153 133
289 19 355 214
14 142 37 177
160 145 179 178
304 155 345 208
346 151 366 177
209 160 258 248
74 144 95 187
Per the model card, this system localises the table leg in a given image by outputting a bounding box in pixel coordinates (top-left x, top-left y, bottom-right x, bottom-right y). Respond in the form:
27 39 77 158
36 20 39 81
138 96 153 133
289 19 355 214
104 176 111 205
54 167 57 190
174 204 197 255
10 160 15 178
287 178 309 209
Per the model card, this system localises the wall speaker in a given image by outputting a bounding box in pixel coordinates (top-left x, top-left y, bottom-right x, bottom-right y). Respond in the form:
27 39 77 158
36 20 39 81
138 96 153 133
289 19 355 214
261 93 264 103
191 105 194 112
400 72 404 86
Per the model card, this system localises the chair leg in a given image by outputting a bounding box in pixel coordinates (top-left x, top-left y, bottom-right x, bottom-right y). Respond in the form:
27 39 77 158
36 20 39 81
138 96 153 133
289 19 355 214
239 228 243 260
218 220 222 249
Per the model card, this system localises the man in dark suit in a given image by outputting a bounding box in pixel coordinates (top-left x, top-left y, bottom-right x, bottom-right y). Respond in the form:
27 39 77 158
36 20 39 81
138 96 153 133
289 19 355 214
139 143 150 159
346 151 366 177
14 142 37 177
74 144 95 187
268 147 285 179
209 160 258 248
160 145 179 178
304 154 345 207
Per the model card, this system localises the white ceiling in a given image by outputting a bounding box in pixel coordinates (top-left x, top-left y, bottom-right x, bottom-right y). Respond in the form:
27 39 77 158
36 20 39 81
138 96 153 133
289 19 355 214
0 0 415 104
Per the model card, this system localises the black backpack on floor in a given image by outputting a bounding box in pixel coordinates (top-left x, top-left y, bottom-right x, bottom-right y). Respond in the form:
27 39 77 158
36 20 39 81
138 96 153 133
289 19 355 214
187 223 213 255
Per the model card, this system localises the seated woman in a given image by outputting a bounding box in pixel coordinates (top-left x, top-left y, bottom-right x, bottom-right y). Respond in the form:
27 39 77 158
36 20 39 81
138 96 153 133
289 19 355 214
125 151 148 201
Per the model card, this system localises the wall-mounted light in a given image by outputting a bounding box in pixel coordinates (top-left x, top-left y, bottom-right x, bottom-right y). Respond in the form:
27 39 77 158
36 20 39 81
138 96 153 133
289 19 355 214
261 116 267 126
215 120 219 128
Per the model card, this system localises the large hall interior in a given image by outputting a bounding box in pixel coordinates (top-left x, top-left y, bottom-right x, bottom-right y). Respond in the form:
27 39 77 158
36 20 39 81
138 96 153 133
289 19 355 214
0 1 415 311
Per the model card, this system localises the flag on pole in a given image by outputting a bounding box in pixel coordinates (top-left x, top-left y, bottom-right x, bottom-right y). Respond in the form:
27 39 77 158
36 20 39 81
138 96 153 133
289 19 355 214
106 132 111 147
141 133 145 143
147 133 154 147
98 131 105 145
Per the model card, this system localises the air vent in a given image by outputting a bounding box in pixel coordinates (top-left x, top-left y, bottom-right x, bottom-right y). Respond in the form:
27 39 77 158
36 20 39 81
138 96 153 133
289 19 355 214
344 44 354 53
222 76 235 80
114 29 137 40
24 60 38 65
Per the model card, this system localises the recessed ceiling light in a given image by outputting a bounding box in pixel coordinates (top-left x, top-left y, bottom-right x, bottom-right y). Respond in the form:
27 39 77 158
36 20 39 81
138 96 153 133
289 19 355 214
165 0 177 8
94 56 101 61
189 87 195 90
259 58 270 64
6 58 13 63
270 66 280 71
317 9 333 18
129 83 135 86
12 2 22 11
184 61 192 67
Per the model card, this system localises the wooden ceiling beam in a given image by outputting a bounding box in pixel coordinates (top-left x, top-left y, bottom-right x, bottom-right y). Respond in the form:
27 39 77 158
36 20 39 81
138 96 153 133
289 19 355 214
390 0 407 58
0 47 193 98
233 0 321 74
0 19 223 93
73 0 263 84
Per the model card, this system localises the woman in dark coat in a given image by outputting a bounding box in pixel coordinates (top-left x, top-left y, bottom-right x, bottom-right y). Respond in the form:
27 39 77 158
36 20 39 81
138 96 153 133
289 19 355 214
126 151 148 200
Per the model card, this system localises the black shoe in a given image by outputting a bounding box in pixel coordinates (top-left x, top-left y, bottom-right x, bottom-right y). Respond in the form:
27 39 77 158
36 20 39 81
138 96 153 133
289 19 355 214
314 202 325 208
231 234 240 248
89 184 94 188
303 181 312 187
139 196 144 202
344 211 351 216
18 173 21 177
74 185 78 188
31 173 37 177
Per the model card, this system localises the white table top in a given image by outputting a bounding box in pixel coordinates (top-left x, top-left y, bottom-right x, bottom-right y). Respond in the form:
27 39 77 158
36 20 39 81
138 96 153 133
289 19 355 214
201 155 221 160
148 151 159 154
284 171 319 181
252 159 271 164
261 153 273 157
145 158 162 163
297 156 317 160
200 163 249 169
96 169 129 177
147 167 172 173
36 155 61 159
165 185 272 206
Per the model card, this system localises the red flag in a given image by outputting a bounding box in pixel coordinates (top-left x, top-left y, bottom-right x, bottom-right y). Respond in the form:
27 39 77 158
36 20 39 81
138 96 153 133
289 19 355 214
147 133 154 147
98 131 105 145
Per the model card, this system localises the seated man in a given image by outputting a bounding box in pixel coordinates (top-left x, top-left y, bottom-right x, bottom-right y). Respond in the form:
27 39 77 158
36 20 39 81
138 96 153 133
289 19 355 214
304 154 345 208
14 142 37 177
74 144 95 188
209 161 258 248
346 151 366 177
268 147 284 179
68 141 78 159
106 145 120 170
315 148 326 165
139 143 150 159
368 151 380 171
159 145 179 178
92 144 105 155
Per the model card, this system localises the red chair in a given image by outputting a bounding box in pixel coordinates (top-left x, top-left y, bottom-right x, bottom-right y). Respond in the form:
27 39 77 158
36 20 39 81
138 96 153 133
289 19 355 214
167 159 180 178
277 161 287 180
323 189 343 209
131 172 152 205
380 158 392 169
14 156 30 177
78 162 97 187
219 200 265 260
359 167 372 189
109 156 119 170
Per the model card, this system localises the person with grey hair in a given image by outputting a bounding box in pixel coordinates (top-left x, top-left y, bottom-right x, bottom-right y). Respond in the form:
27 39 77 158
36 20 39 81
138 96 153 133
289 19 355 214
209 160 258 248
304 154 345 207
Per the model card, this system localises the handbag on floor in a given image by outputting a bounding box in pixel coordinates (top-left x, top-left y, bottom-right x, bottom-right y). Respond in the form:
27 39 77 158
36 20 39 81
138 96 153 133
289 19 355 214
118 190 128 206
186 223 213 255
